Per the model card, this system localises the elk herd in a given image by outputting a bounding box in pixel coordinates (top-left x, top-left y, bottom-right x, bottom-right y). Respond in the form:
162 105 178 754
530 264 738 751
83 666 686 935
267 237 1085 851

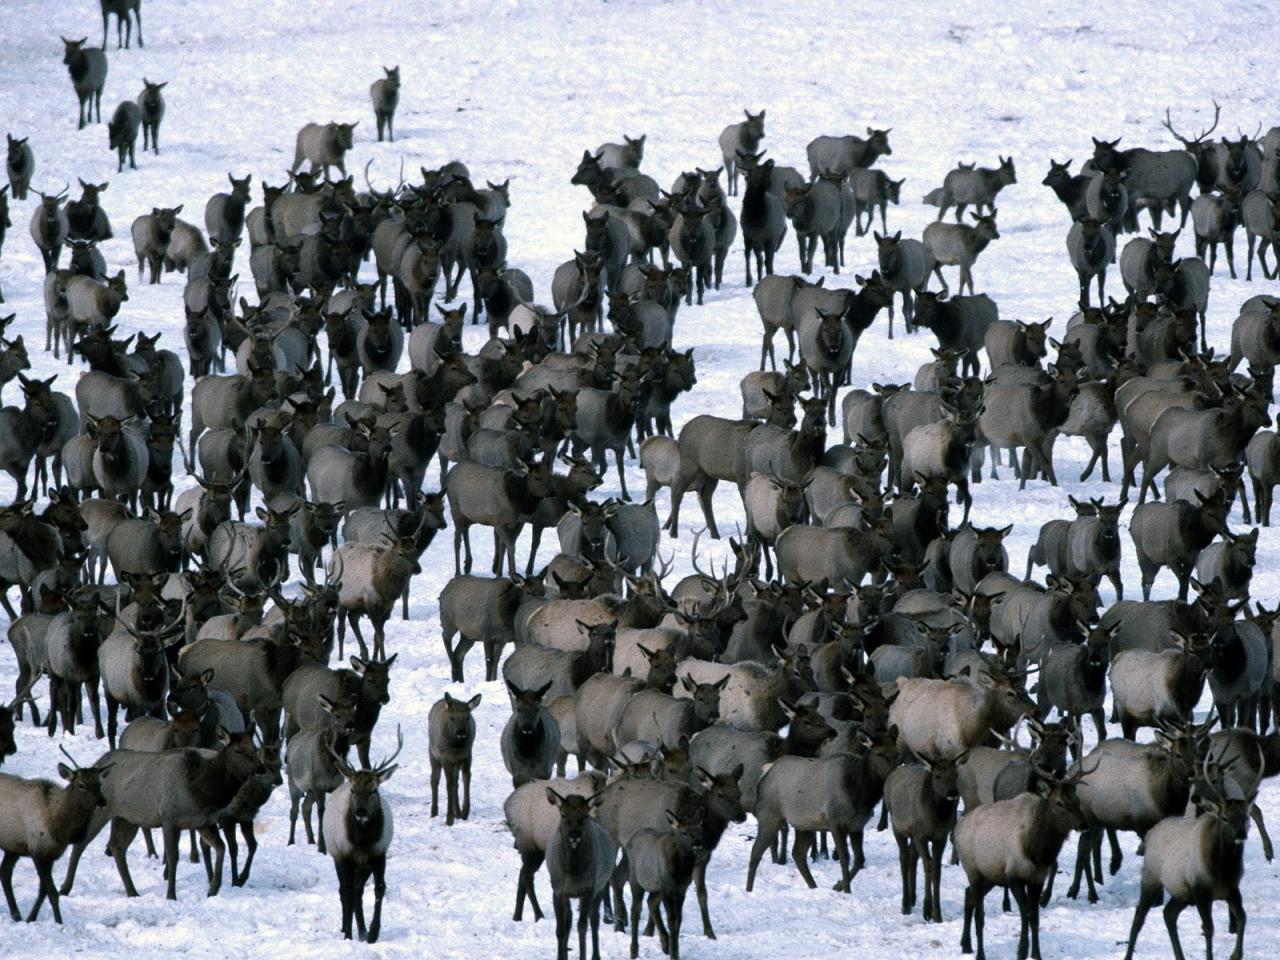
2 5 1280 959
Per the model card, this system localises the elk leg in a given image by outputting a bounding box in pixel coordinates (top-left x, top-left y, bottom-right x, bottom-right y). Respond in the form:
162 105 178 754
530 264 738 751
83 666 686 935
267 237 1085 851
30 856 61 923
367 856 386 943
918 836 936 920
1226 887 1245 960
44 676 60 737
974 883 988 960
517 851 545 922
160 823 181 900
614 448 630 501
611 856 628 931
961 885 975 955
351 864 370 940
792 830 817 888
430 759 441 818
745 821 775 891
484 640 501 682
629 883 643 957
336 860 354 939
461 759 472 820
302 794 317 846
696 480 720 539
1162 897 1191 960
895 834 912 913
0 852 20 921
1122 881 1160 960
832 828 853 893
199 825 225 896
692 859 714 940
1107 827 1123 875
1009 881 1030 960
227 821 248 886
445 765 459 826
347 612 368 660
316 795 327 854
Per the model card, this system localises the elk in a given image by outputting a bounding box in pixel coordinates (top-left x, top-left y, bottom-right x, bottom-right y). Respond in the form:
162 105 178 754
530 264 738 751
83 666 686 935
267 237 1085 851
955 774 1086 960
323 729 402 943
1122 766 1250 960
923 211 1000 296
62 38 107 130
546 788 617 960
62 729 265 901
428 691 480 825
287 695 358 853
934 155 1016 221
100 1 143 49
718 109 765 196
624 810 702 960
502 681 559 787
137 78 165 153
292 121 358 182
0 748 110 923
329 525 422 659
884 753 965 923
370 66 400 142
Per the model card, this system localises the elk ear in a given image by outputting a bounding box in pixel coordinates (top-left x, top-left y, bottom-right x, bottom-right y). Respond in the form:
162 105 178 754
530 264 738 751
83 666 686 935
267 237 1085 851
467 693 482 709
58 763 75 781
216 726 232 745
714 675 731 691
546 787 565 807
200 669 215 686
680 674 697 692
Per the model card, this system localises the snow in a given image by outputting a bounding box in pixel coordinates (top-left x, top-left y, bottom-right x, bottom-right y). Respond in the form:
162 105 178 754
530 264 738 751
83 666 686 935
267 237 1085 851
1 0 1279 957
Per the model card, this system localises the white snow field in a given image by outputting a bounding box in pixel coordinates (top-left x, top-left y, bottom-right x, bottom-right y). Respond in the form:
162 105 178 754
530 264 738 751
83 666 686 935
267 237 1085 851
2 0 1280 957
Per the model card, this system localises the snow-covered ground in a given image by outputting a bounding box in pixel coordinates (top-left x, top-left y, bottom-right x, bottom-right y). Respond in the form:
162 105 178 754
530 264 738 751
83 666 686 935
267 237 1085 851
2 0 1280 957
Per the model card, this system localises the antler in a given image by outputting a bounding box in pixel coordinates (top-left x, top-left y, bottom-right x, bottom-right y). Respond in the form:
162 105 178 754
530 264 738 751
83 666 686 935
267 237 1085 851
121 602 187 644
689 527 712 580
651 551 675 586
1162 100 1221 146
371 724 405 775
326 549 345 590
58 744 82 770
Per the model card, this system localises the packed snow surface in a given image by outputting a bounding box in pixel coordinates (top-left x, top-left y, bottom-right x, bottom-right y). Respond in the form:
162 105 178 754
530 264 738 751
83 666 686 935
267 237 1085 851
1 1 1279 958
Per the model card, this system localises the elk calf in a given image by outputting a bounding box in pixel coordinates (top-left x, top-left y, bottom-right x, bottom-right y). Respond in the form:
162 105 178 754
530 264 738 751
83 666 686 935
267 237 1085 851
547 788 616 960
718 109 765 196
428 692 480 825
106 101 141 172
292 122 358 182
502 681 559 787
62 38 107 130
137 78 165 153
6 135 33 200
370 67 400 142
923 212 999 296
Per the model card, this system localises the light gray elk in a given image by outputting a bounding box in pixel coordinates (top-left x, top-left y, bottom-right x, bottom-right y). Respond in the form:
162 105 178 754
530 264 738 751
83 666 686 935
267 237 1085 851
923 211 999 297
